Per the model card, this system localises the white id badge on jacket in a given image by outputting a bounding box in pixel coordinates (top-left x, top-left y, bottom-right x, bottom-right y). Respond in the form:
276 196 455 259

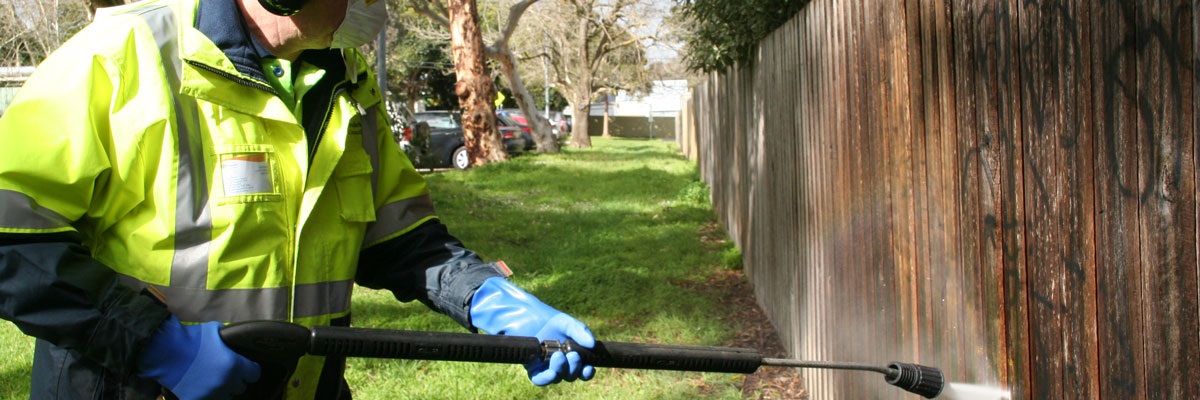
221 154 273 196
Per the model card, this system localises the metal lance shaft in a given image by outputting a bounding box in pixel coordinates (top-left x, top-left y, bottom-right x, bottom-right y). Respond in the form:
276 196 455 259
762 358 944 399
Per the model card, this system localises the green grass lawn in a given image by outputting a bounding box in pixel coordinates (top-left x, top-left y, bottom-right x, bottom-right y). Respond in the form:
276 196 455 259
0 137 749 399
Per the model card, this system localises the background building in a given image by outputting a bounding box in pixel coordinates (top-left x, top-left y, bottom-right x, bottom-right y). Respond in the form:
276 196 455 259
568 80 688 139
0 67 34 116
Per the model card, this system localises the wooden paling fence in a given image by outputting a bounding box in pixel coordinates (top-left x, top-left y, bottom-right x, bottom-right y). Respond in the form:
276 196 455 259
677 1 1199 399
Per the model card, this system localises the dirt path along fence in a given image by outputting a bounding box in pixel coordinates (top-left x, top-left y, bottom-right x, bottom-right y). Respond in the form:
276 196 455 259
677 1 1199 399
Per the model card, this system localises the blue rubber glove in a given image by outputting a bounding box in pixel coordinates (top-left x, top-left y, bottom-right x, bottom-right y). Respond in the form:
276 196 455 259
137 316 261 400
469 277 596 386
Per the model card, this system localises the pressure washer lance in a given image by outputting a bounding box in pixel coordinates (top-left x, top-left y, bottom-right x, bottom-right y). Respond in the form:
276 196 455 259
217 321 945 399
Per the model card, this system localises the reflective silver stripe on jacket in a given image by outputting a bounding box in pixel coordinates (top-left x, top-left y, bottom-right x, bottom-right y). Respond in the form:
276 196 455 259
0 189 73 230
119 275 354 322
359 104 381 194
134 5 214 290
363 194 436 246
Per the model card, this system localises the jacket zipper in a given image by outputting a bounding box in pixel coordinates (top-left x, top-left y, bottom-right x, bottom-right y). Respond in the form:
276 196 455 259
309 72 368 162
185 59 278 95
310 85 346 161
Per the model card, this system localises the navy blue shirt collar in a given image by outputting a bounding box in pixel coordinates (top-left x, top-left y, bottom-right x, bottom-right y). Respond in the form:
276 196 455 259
194 0 276 83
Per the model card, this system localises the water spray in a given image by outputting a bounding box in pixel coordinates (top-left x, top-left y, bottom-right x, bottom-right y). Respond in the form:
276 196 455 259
218 321 947 398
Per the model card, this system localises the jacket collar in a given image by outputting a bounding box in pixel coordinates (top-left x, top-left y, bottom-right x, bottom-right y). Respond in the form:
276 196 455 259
181 1 380 131
194 0 273 84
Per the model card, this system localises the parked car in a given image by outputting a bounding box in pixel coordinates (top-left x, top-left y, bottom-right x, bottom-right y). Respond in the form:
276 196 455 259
411 110 525 170
545 111 569 140
386 101 431 163
497 108 567 147
495 112 536 151
496 108 528 126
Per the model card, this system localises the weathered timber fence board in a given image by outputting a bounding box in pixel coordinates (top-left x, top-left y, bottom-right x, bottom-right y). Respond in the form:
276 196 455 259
1138 2 1200 398
1091 3 1145 399
678 0 1200 399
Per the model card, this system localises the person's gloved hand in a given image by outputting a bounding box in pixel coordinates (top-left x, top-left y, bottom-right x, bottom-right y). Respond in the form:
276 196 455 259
137 316 261 399
469 277 596 386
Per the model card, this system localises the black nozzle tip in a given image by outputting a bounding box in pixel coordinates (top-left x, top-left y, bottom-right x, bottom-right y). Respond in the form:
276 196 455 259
885 362 944 398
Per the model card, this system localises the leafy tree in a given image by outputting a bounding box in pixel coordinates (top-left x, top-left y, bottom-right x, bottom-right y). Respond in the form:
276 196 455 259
672 0 808 73
415 62 461 109
376 2 458 108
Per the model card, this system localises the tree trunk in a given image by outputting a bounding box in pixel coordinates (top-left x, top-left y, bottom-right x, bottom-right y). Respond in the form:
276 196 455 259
448 0 503 166
568 18 592 148
569 83 592 148
601 93 611 138
494 47 560 152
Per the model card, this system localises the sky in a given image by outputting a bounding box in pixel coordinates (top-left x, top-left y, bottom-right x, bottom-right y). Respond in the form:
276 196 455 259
640 0 681 63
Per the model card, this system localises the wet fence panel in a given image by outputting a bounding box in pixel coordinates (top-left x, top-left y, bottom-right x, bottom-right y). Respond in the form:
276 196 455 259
680 0 1200 399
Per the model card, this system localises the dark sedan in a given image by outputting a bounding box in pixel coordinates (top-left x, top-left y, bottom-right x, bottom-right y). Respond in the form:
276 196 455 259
495 113 536 151
411 111 525 170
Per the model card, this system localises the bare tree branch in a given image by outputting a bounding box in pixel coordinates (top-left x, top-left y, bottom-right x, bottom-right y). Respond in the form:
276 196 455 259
495 0 536 46
2 0 90 66
408 0 451 29
403 0 661 149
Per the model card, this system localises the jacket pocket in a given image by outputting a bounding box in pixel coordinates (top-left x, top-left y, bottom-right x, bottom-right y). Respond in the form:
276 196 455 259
333 147 376 222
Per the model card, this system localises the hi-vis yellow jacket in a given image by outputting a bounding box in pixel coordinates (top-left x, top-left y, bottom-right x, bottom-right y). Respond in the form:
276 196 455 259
0 0 503 398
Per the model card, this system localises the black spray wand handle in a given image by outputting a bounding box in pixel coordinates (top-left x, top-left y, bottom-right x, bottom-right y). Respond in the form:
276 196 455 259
218 321 943 399
312 326 765 373
218 321 764 373
216 320 762 398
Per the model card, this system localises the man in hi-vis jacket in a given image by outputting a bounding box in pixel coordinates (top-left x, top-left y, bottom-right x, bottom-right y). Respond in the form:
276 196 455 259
0 0 594 398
